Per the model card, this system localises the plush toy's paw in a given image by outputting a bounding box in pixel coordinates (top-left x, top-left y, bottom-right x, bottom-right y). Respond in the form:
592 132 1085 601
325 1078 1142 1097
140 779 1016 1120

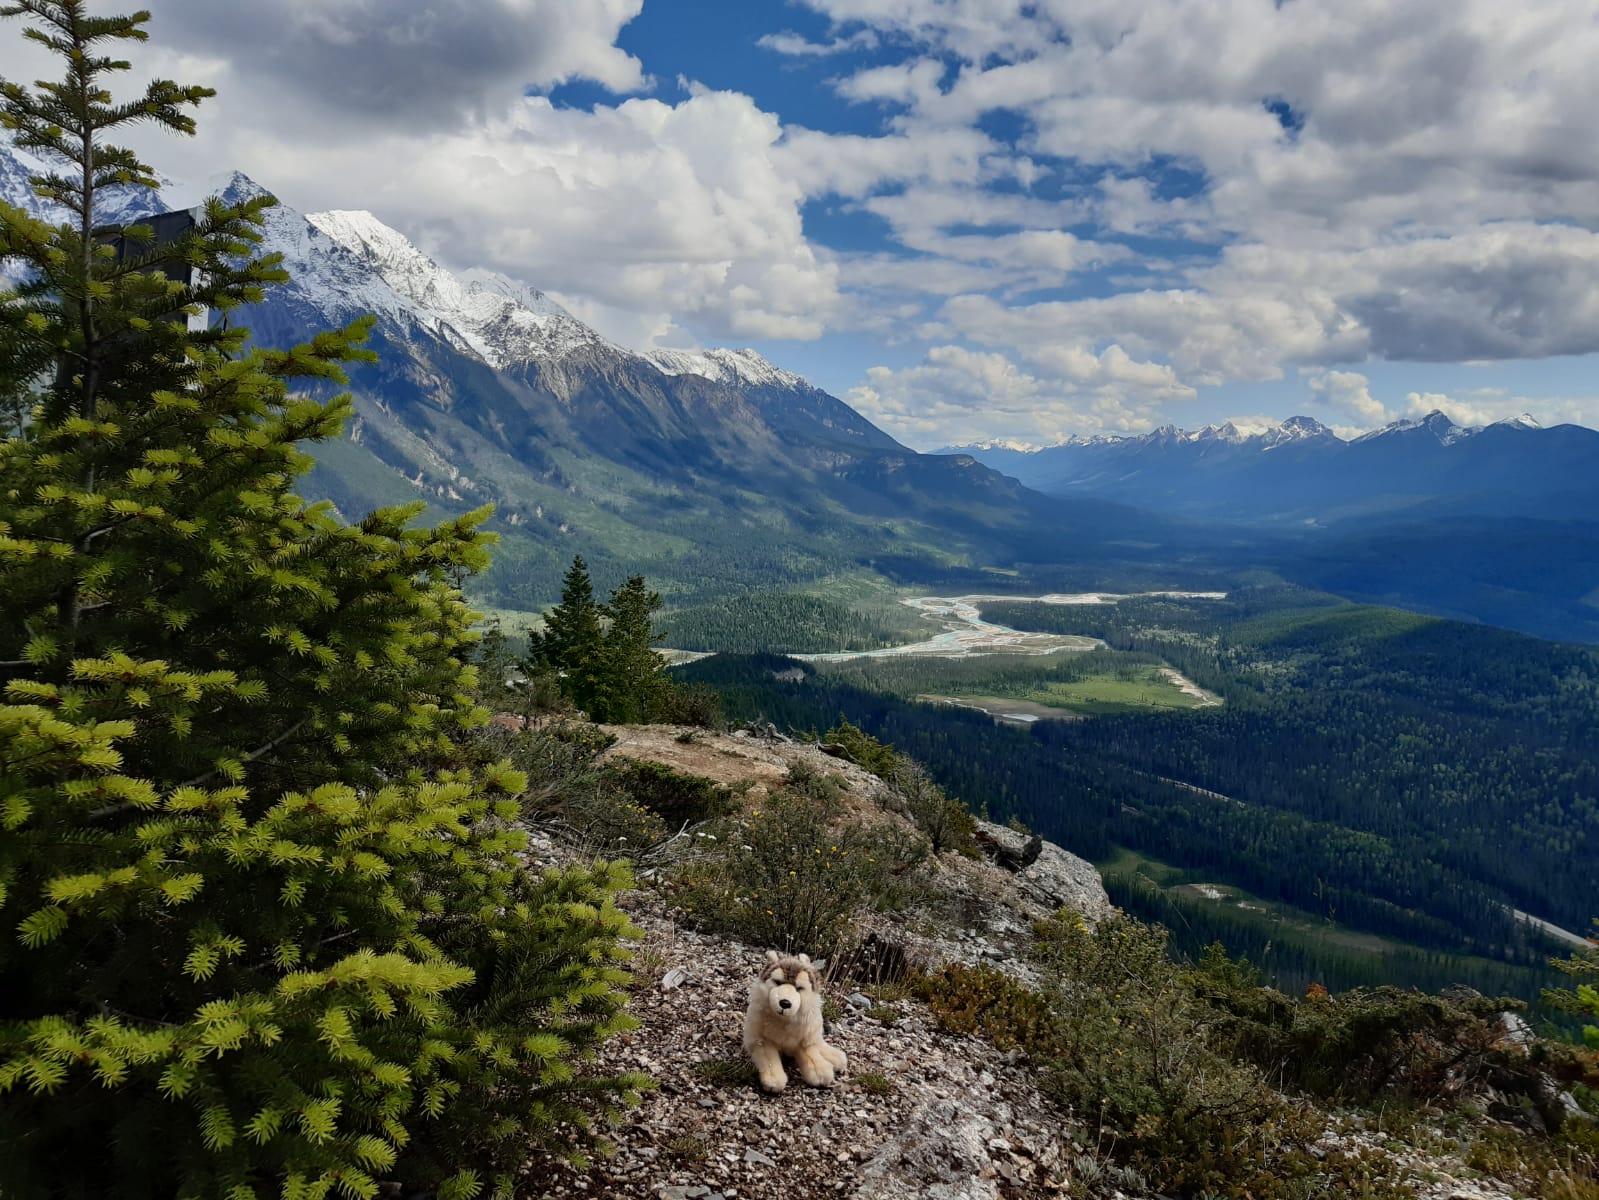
758 1069 788 1093
797 1053 837 1087
822 1044 848 1072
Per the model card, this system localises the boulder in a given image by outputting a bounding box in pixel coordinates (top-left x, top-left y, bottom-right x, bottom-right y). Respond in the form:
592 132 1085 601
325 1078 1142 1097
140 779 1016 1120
974 820 1111 922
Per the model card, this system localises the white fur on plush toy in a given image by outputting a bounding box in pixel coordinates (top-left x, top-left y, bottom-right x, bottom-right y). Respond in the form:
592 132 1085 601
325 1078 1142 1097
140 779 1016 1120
742 951 848 1093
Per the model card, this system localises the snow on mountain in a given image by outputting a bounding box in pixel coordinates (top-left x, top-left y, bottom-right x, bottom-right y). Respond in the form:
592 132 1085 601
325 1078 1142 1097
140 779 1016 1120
305 209 608 367
939 438 1047 453
2 132 829 396
0 134 174 238
1353 410 1477 446
1492 413 1541 431
645 346 807 389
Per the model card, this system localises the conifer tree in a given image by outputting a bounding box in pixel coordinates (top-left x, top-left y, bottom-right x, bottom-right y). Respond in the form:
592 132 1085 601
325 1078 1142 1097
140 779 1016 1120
0 5 646 1197
523 555 603 713
595 575 668 724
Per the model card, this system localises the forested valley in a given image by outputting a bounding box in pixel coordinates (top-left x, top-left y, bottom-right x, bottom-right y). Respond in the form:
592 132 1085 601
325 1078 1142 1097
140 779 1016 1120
656 591 923 654
677 585 1599 1016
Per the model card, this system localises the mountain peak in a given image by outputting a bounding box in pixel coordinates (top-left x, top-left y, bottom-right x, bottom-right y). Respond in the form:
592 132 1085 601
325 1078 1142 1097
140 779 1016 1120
306 208 606 366
645 346 807 389
308 209 443 287
1492 412 1541 431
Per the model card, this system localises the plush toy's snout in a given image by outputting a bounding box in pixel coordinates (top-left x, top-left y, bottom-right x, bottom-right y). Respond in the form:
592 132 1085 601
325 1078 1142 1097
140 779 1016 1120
769 983 800 1014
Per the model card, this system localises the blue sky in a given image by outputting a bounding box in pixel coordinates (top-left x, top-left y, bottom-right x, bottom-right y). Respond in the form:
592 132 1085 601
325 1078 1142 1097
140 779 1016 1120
10 0 1599 447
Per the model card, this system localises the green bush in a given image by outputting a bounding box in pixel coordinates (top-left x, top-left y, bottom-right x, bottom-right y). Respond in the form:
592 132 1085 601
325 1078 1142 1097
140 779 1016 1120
669 788 928 955
654 682 724 730
915 916 1418 1199
824 721 977 855
886 759 978 856
0 9 646 1196
603 759 738 827
1547 926 1599 1051
823 719 900 778
481 724 677 856
1191 943 1521 1104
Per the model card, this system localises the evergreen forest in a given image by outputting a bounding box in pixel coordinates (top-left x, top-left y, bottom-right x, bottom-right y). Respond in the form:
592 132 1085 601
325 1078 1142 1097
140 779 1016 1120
679 586 1599 1013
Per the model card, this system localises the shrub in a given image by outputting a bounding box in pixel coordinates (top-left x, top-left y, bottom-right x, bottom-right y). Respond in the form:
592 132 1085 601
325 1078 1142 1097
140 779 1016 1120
669 789 928 955
692 1057 759 1088
664 1135 709 1163
1547 926 1599 1051
1190 944 1523 1104
857 1071 895 1096
784 756 847 804
913 962 1054 1052
824 721 978 855
655 683 724 730
886 759 978 856
916 915 1418 1199
823 719 899 778
479 723 669 856
603 759 738 827
481 721 615 816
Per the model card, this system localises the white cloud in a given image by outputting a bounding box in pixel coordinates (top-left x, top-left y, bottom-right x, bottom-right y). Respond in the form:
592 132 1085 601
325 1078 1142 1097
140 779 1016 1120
339 92 842 343
7 0 1599 445
846 342 1189 448
145 0 648 128
758 28 880 57
788 0 1599 441
1303 369 1392 426
774 124 997 198
0 2 841 348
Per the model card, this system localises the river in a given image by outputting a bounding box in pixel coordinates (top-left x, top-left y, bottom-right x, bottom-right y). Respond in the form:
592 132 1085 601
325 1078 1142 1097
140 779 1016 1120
795 591 1227 663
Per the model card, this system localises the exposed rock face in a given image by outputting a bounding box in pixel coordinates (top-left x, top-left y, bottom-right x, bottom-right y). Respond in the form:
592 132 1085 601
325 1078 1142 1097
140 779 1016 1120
851 1097 1064 1200
974 819 1112 923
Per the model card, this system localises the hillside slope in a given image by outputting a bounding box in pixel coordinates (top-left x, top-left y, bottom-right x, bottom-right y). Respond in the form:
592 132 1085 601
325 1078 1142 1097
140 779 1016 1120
503 722 1565 1200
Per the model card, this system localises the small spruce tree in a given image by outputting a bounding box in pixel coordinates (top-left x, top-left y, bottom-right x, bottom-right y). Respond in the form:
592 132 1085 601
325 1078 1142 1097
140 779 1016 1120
0 5 646 1198
523 555 604 714
594 574 668 724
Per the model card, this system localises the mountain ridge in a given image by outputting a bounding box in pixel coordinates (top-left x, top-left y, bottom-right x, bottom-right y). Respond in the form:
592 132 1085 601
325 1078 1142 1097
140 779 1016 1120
0 138 1205 606
946 409 1599 528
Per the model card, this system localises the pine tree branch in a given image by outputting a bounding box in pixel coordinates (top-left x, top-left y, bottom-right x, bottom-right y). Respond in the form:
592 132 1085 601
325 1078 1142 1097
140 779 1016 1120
86 716 313 819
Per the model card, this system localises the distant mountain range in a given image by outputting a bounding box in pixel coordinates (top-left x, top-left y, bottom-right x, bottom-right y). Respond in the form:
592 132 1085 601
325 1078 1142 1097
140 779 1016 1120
950 413 1599 643
945 411 1599 526
5 138 1597 640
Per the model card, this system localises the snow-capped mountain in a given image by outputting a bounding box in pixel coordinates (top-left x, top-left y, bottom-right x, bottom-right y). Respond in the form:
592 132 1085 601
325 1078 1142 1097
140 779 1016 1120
951 411 1599 527
0 137 1176 601
645 346 805 389
305 209 610 368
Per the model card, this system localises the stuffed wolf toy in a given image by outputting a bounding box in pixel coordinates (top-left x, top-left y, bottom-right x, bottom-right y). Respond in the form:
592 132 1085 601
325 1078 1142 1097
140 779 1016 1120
742 951 848 1092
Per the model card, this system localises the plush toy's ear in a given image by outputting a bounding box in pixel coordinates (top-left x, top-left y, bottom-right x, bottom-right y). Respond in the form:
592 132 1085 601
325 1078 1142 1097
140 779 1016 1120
796 953 812 966
764 950 780 964
810 958 828 974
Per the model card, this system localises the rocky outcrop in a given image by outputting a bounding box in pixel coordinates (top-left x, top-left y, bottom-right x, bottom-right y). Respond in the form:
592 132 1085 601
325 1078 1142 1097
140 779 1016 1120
514 724 1562 1200
526 916 1079 1200
974 819 1112 923
851 1097 1066 1200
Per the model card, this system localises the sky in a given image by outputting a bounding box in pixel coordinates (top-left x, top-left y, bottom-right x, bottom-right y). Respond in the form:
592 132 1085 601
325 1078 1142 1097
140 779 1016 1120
5 0 1599 449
